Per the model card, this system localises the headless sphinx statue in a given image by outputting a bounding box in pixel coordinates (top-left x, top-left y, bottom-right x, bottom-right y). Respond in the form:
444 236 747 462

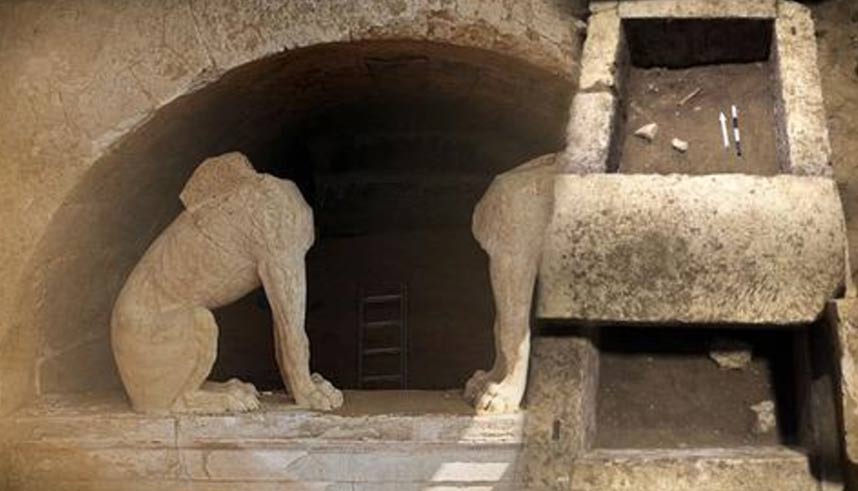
111 152 342 414
113 150 556 415
464 154 556 414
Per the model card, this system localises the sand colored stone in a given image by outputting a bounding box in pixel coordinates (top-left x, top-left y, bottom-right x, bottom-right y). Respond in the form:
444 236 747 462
521 334 599 488
578 7 627 93
828 298 858 465
2 392 823 490
112 152 342 414
560 92 620 173
539 174 847 323
0 392 523 489
618 0 778 19
464 154 556 414
570 447 817 491
773 1 834 177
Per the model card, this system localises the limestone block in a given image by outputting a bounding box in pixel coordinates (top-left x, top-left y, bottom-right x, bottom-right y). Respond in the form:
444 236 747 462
570 448 818 491
179 445 520 482
1 392 527 487
8 482 522 491
7 480 337 491
618 0 777 18
521 335 599 489
590 1 619 14
773 1 833 176
539 174 847 323
578 8 627 93
0 413 174 448
177 396 523 447
560 92 619 173
828 298 858 464
9 447 181 482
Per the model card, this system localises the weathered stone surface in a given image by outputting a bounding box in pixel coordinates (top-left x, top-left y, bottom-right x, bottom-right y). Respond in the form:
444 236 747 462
560 92 620 173
751 400 777 434
465 154 557 414
9 447 182 482
618 0 778 18
539 174 847 323
578 8 627 92
774 1 833 176
179 393 523 447
7 482 317 491
634 123 658 142
112 152 340 414
521 335 598 489
828 298 858 464
671 137 689 153
590 1 619 14
570 447 818 491
8 481 523 491
180 446 520 483
709 338 752 370
3 392 524 488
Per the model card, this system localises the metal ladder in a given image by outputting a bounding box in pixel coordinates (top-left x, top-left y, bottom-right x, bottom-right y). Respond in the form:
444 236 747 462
357 284 407 389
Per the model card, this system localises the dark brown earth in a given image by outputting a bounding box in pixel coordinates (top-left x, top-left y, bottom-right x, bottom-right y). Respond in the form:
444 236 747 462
619 63 779 175
595 327 798 449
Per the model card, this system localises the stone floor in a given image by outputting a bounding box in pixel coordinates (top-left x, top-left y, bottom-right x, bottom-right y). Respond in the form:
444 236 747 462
0 391 523 490
0 390 826 490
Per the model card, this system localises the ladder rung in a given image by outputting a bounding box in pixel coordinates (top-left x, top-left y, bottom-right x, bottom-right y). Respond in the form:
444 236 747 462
361 374 403 383
363 347 402 356
362 294 403 304
363 320 401 329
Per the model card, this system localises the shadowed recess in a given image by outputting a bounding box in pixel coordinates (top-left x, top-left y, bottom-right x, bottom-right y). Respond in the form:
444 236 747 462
19 40 572 396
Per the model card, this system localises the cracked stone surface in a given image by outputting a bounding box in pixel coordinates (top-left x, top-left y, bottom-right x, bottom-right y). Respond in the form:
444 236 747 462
0 391 524 488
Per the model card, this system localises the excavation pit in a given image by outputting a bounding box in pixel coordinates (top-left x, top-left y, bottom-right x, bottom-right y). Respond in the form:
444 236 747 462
565 1 832 177
620 19 778 175
595 325 802 449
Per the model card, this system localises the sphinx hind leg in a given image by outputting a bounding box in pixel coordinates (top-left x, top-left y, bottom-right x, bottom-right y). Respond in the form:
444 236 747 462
170 308 259 413
471 251 539 414
463 156 554 413
114 306 257 414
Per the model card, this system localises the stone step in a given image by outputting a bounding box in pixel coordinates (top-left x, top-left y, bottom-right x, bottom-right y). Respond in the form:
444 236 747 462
0 392 525 490
569 447 819 491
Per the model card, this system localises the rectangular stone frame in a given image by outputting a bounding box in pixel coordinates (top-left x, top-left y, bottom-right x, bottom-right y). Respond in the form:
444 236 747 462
772 1 834 176
549 1 843 489
562 0 832 177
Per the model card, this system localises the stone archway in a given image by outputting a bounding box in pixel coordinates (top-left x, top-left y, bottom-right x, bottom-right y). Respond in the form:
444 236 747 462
0 0 586 415
0 29 581 420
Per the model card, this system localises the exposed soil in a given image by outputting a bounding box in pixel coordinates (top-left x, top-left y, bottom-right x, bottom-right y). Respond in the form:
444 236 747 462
595 326 801 449
619 63 779 175
814 0 858 281
332 389 475 416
